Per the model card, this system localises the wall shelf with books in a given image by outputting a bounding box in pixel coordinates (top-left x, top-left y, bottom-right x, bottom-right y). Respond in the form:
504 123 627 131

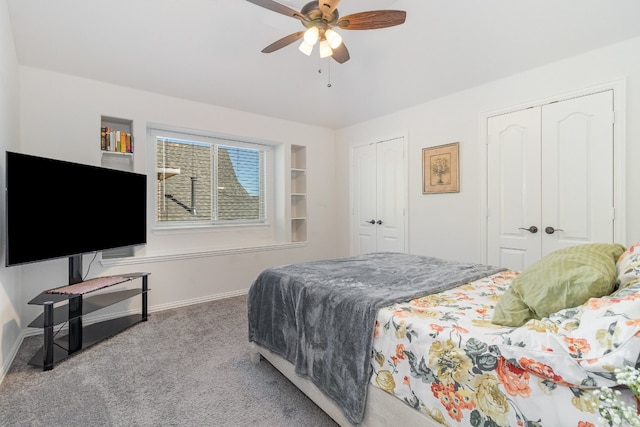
101 116 134 154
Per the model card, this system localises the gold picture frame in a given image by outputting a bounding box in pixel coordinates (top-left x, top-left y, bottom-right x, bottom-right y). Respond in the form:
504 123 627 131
422 142 460 194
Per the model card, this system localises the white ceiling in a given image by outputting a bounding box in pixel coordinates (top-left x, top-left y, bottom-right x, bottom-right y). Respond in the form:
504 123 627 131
7 0 640 129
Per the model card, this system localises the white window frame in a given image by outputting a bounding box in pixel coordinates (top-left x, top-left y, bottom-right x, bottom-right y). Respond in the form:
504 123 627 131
148 125 276 232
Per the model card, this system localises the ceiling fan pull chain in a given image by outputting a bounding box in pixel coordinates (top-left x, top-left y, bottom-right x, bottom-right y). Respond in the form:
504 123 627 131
316 58 332 88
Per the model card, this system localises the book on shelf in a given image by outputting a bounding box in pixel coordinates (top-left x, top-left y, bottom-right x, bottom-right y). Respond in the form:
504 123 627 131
101 126 133 153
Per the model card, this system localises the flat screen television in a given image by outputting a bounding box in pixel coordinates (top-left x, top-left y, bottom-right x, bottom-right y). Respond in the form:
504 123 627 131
5 151 147 280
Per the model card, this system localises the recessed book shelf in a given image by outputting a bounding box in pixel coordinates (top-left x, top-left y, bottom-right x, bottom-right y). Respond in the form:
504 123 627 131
101 116 133 154
291 145 307 243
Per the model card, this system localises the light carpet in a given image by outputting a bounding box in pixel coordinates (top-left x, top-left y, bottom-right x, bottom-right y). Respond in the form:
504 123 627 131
0 295 338 427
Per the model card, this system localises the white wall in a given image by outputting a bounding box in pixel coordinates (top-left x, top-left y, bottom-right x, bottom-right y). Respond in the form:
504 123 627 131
15 67 344 338
0 0 22 377
336 36 640 264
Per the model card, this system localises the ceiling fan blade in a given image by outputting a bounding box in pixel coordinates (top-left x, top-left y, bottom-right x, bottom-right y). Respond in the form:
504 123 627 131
246 0 304 20
331 42 350 64
261 31 305 53
337 10 406 30
319 0 340 15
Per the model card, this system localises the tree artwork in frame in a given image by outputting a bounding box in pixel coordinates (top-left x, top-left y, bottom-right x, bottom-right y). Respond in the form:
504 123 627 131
422 142 460 194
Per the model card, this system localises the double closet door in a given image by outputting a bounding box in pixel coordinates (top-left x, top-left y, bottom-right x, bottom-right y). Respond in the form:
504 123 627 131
487 90 615 271
351 137 406 255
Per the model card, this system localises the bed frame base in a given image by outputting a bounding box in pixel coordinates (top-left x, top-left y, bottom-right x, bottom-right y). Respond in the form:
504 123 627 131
250 343 440 427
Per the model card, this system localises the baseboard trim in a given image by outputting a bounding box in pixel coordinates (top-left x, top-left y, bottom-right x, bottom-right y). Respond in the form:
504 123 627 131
148 288 248 312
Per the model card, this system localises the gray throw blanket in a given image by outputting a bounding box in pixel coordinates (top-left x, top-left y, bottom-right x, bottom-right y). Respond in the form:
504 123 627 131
247 252 505 425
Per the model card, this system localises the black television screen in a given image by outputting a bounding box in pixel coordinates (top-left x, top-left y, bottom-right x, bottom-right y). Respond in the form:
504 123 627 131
5 151 147 267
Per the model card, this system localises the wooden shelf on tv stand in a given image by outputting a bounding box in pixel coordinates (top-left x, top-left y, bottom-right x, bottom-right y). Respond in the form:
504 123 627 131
27 272 150 371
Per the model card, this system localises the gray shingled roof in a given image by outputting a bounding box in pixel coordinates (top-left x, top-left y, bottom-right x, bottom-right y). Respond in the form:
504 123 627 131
157 142 259 222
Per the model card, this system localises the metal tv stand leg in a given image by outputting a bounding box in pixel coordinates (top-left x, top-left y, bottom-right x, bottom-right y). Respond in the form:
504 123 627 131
42 301 54 371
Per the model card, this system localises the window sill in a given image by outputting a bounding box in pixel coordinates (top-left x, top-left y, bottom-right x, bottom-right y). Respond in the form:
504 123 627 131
151 220 271 233
100 241 308 267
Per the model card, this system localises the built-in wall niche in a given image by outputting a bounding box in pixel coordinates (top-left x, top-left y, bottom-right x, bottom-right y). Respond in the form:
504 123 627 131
291 170 306 194
291 145 307 243
100 115 135 258
101 116 134 154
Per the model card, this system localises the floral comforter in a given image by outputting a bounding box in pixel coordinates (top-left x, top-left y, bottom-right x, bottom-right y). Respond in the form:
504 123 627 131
370 270 638 427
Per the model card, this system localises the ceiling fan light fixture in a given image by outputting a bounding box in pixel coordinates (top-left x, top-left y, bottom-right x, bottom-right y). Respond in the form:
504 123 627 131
303 26 319 45
319 39 333 58
324 29 342 49
247 0 407 65
298 40 314 56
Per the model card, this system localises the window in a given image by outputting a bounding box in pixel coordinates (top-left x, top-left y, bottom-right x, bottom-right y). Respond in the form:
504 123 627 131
152 128 269 226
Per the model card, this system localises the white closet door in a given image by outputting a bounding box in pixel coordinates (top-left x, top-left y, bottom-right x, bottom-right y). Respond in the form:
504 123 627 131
487 90 615 271
540 91 615 254
351 137 406 255
376 138 405 253
353 143 378 255
487 107 542 271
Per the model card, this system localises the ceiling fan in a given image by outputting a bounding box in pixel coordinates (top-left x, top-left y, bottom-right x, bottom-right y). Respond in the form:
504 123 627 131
246 0 407 64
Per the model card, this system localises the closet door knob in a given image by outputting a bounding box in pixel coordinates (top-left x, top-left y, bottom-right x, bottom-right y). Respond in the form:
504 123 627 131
545 226 564 234
376 220 383 225
366 220 375 224
518 226 538 234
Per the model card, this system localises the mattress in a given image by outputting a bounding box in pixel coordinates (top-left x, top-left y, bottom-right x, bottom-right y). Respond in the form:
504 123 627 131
247 252 504 424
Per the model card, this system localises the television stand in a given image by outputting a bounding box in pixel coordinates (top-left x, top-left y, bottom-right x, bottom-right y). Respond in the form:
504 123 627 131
27 272 150 370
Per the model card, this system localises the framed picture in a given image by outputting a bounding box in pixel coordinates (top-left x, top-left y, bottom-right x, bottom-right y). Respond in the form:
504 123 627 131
422 142 460 194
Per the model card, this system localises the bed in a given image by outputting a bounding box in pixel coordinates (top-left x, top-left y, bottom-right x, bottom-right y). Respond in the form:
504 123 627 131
248 244 640 426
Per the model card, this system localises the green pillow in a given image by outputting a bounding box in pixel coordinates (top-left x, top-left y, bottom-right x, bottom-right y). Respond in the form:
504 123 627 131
492 243 626 327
